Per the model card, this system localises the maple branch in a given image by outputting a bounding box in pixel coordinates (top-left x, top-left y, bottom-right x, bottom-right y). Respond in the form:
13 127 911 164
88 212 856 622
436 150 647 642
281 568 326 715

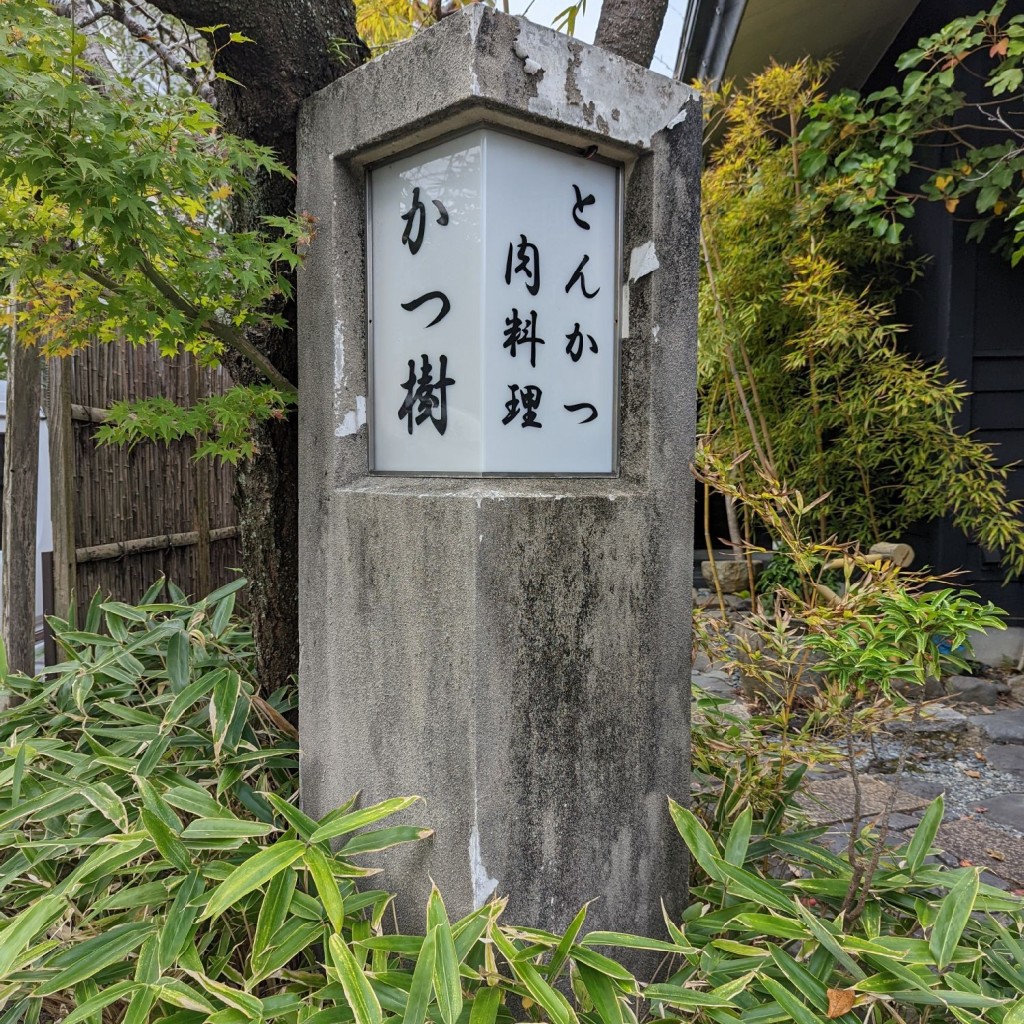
135 257 297 395
78 258 297 396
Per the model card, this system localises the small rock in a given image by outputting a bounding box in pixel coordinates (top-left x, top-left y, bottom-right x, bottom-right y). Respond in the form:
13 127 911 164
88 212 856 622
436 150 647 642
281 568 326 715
983 745 1024 773
943 675 1005 707
971 708 1024 744
875 812 922 832
885 705 967 739
692 650 713 673
896 777 947 801
699 559 760 595
1007 673 1024 700
978 793 1024 833
691 671 735 698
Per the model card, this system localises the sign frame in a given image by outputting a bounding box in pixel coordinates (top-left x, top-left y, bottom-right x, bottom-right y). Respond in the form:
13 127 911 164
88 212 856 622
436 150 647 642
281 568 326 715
364 123 625 479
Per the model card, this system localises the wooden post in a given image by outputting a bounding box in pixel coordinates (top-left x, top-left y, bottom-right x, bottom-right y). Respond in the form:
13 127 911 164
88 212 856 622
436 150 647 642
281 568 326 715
46 357 76 621
189 360 211 597
2 310 41 678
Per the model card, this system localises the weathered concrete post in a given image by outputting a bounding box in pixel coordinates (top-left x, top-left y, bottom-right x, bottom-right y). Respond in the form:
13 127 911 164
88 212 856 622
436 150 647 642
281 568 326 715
297 7 700 937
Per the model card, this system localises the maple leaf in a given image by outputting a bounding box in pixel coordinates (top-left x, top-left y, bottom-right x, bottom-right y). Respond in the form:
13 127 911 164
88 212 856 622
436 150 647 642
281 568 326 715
990 36 1009 58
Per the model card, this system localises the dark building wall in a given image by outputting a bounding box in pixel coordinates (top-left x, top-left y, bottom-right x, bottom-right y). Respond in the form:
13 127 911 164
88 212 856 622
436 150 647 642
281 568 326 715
862 0 1024 623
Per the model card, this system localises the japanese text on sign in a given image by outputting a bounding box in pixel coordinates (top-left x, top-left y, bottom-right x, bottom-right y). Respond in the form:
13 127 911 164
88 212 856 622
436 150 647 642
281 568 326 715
368 128 620 474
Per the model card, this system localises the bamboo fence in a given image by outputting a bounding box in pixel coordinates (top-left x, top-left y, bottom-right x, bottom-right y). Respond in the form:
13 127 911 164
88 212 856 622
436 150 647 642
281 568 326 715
51 342 241 621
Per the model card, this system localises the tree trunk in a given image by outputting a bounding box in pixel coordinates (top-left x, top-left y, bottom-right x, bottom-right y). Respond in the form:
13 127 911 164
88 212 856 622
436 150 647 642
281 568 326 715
594 0 671 68
146 0 367 690
2 322 41 680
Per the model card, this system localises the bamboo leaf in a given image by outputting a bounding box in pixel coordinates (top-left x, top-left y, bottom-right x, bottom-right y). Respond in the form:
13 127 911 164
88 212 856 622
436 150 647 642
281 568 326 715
309 796 422 844
141 808 192 873
428 888 463 1024
328 933 383 1024
668 798 724 881
906 796 943 874
305 845 345 933
404 925 437 1024
490 926 577 1024
760 976 828 1024
0 895 66 978
199 840 306 921
265 791 319 841
929 868 980 970
60 982 141 1024
340 825 434 857
576 963 623 1024
468 986 501 1024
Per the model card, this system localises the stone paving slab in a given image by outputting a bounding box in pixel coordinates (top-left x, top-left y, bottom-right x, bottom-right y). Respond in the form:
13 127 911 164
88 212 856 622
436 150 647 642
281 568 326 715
979 793 1024 833
936 817 1024 887
984 745 1024 773
799 776 931 826
971 708 1024 744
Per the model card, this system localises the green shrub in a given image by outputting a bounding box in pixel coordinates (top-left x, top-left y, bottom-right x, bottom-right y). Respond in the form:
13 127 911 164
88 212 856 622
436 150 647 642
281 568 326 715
669 798 1024 1023
0 583 1021 1024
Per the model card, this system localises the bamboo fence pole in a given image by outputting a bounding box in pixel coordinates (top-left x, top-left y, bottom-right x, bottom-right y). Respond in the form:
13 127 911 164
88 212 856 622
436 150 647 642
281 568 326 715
2 304 41 678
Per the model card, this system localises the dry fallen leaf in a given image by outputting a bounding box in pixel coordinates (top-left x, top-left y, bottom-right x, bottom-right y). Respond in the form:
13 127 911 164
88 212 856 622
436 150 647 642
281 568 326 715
959 858 974 867
964 769 982 778
987 848 1006 862
974 750 987 761
827 989 856 1019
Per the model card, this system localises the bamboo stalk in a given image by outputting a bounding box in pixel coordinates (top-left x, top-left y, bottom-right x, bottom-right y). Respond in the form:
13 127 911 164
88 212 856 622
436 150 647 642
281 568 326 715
75 526 238 564
70 403 109 423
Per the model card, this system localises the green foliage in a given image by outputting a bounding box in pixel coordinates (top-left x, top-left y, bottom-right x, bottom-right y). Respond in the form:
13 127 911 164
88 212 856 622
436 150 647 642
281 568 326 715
698 63 1024 573
349 0 476 56
96 385 291 463
0 582 442 1021
804 584 1005 700
0 0 301 457
0 582 1021 1022
690 687 815 836
553 1 588 37
805 0 1024 263
668 798 1024 1023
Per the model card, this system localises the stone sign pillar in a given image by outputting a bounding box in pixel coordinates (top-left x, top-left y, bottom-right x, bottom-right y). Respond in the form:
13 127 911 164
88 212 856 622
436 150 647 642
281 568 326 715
297 7 700 936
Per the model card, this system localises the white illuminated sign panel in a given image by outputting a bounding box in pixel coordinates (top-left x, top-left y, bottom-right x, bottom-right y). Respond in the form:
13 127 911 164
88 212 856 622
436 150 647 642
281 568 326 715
368 128 620 475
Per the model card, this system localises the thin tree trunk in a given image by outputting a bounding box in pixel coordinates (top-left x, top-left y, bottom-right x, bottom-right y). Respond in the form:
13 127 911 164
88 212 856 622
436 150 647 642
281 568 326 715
594 0 670 68
146 0 367 690
2 317 40 679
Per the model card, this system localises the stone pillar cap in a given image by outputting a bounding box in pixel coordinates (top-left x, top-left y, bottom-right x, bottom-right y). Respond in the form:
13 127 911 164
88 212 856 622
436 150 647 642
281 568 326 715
300 5 700 164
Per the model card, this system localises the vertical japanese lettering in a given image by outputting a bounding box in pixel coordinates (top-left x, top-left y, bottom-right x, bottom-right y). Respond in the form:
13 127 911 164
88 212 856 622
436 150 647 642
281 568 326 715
505 234 541 296
502 384 543 428
401 187 449 255
503 308 545 368
564 323 598 362
571 184 595 230
398 354 455 435
565 254 600 298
